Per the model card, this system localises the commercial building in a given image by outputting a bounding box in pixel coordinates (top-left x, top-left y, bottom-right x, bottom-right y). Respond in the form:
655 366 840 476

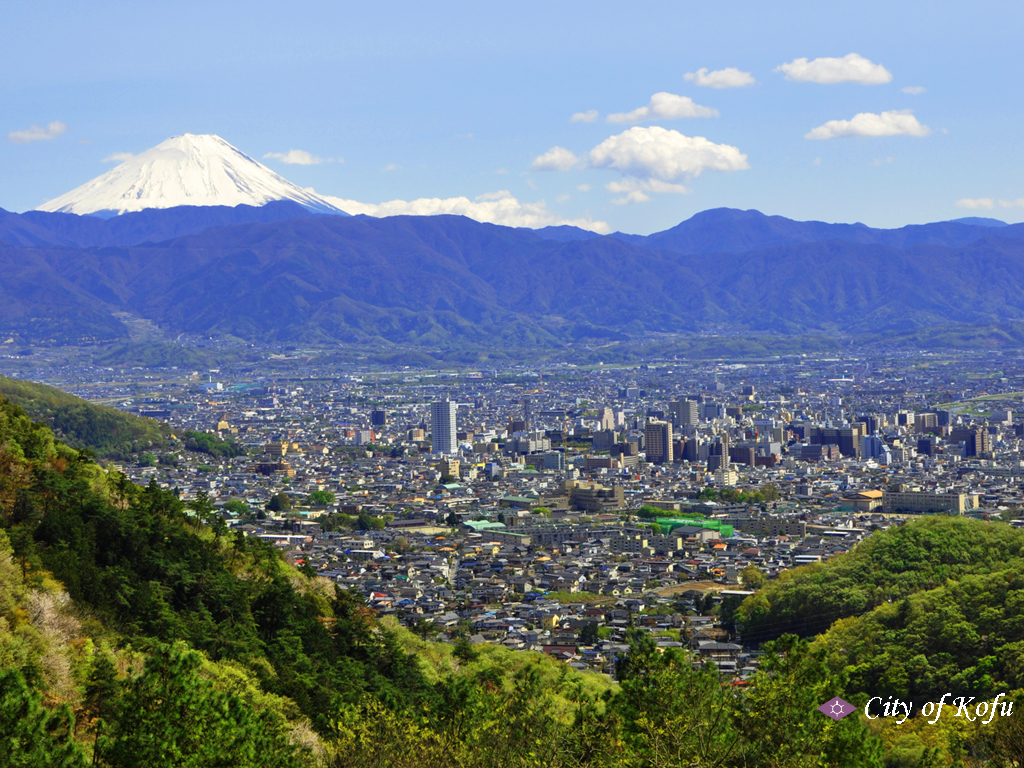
882 491 971 515
950 427 991 458
431 399 457 455
668 399 699 427
644 420 673 464
566 481 625 512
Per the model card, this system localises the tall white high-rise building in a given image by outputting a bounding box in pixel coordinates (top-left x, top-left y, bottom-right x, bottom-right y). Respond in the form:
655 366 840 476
431 399 457 455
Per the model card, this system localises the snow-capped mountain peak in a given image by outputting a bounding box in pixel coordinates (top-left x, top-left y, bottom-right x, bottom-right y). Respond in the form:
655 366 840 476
37 134 347 216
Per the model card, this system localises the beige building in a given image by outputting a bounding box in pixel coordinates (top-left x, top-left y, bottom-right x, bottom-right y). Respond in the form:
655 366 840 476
565 480 625 512
845 490 884 512
438 457 461 478
882 491 970 514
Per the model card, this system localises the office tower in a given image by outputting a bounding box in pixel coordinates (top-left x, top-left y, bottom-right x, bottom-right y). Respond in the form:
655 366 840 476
593 429 616 451
599 407 616 431
702 402 726 421
370 408 387 426
644 420 673 464
728 445 756 466
861 434 885 459
681 437 699 462
951 427 991 458
431 399 457 455
707 432 730 470
668 399 699 427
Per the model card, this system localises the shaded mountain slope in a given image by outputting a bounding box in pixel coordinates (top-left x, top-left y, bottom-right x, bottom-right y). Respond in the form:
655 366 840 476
636 207 1024 255
5 213 1024 345
0 200 326 248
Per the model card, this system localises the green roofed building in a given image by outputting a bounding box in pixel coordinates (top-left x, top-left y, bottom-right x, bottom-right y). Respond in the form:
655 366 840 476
657 517 734 537
463 520 507 533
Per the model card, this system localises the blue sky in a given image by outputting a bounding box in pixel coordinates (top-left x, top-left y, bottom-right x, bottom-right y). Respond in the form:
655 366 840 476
2 0 1022 233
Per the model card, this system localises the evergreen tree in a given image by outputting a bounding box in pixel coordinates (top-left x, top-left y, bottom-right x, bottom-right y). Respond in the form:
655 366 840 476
98 643 302 768
0 669 87 768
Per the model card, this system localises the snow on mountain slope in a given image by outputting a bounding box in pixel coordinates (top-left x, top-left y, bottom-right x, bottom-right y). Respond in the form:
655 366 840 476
37 134 348 216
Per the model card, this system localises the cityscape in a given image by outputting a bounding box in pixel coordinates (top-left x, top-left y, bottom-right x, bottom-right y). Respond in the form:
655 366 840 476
5 346 1023 680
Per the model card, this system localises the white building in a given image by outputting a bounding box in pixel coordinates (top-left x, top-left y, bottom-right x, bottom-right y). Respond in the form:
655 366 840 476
431 399 457 455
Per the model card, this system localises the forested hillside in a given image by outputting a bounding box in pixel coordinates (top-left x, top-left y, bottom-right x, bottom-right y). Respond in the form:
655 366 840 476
2 395 1023 766
0 375 171 459
736 517 1024 642
737 516 1024 730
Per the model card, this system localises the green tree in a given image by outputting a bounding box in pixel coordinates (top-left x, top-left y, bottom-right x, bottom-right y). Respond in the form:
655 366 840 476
306 489 336 506
356 511 384 531
411 618 439 640
99 643 302 768
266 492 292 512
222 499 249 516
0 669 87 768
611 628 741 768
734 635 884 768
740 565 767 589
579 621 600 646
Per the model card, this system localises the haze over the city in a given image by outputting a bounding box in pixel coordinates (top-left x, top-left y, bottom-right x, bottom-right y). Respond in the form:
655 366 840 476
3 0 1022 233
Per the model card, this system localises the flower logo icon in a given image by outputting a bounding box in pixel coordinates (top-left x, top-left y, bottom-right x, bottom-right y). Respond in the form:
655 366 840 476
817 697 855 721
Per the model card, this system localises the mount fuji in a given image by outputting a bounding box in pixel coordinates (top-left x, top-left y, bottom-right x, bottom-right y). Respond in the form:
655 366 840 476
37 134 348 216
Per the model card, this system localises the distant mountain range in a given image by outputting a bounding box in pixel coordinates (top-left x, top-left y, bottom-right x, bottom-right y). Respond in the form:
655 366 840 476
2 204 1024 348
0 200 327 248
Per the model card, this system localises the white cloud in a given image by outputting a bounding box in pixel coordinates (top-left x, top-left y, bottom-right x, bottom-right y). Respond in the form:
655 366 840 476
576 184 591 192
8 120 68 144
571 110 599 123
776 53 892 85
314 189 611 233
813 157 822 166
956 198 995 210
870 156 894 165
805 110 930 139
588 126 748 181
606 178 690 204
683 67 756 88
902 86 926 95
102 152 135 163
381 163 400 172
607 92 718 123
556 193 571 203
1000 199 1024 209
530 146 581 171
263 149 335 165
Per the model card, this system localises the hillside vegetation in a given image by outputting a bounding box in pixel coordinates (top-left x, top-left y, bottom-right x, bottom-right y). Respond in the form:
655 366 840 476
0 376 171 459
736 517 1024 642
